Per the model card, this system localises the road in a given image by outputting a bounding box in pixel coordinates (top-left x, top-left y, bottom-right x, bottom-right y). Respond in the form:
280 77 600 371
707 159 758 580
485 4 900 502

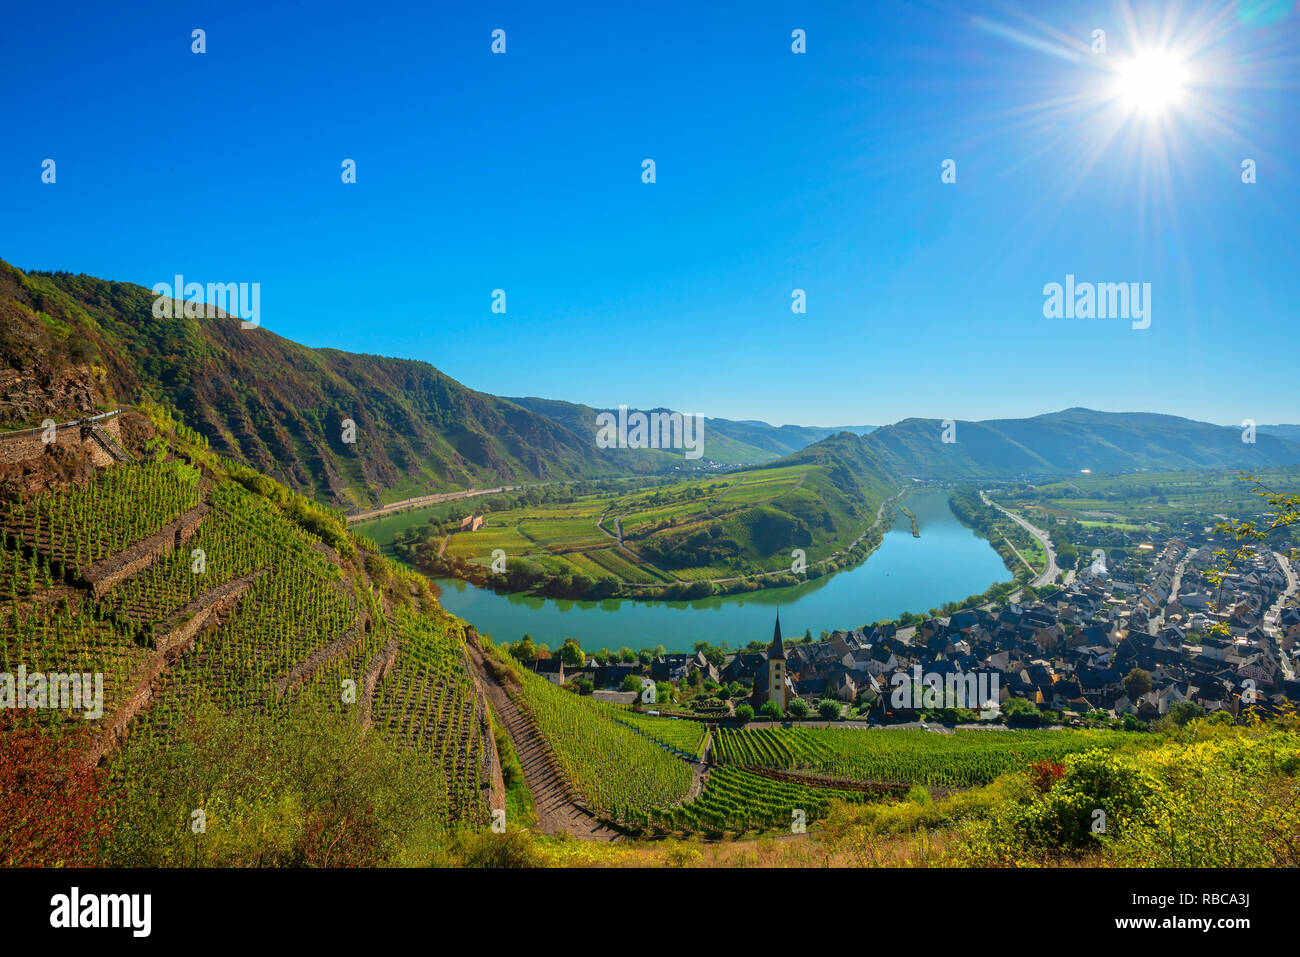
346 484 527 523
1152 545 1191 633
980 491 1060 588
1262 551 1298 680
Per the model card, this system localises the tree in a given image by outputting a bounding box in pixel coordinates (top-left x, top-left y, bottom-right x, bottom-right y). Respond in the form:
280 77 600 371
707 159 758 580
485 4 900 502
1123 667 1153 702
508 636 537 662
559 638 585 667
1164 701 1205 728
620 674 642 693
817 699 841 721
735 704 754 724
787 697 810 719
759 700 783 721
618 646 637 663
1209 476 1300 630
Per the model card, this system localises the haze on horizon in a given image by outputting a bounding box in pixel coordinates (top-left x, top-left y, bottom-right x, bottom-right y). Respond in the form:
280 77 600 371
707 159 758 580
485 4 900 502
4 0 1297 426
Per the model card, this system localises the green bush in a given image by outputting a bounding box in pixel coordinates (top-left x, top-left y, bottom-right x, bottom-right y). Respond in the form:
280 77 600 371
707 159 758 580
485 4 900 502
817 699 841 721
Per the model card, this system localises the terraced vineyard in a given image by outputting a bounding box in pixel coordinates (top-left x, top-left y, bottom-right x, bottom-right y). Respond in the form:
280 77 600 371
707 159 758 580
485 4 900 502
108 482 320 626
634 765 874 835
2 459 201 572
370 609 490 823
0 531 58 599
0 416 501 849
713 726 1141 787
494 650 693 817
0 593 149 738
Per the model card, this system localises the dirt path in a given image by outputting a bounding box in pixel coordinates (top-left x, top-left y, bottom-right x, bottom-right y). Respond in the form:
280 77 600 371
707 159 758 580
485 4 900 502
467 643 620 841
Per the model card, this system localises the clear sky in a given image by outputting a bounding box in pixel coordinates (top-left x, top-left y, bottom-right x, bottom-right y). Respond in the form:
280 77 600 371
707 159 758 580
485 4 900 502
3 0 1298 427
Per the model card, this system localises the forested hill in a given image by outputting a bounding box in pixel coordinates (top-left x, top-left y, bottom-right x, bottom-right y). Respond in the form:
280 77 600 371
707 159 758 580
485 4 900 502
0 260 630 510
853 408 1300 479
507 395 875 466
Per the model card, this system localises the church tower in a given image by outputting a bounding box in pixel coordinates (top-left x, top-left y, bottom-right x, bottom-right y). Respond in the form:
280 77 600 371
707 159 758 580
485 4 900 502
765 611 788 710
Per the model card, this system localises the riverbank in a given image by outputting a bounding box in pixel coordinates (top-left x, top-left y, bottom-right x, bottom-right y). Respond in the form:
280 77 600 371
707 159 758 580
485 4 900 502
410 490 1013 651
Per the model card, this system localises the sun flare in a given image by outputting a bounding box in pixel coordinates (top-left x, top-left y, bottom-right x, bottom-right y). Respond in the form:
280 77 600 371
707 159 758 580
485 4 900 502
1112 49 1191 114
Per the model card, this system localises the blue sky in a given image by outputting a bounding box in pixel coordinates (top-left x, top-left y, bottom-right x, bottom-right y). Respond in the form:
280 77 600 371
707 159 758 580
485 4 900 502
4 0 1298 427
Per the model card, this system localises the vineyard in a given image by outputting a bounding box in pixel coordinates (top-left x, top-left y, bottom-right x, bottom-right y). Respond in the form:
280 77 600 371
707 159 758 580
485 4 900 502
1 459 200 574
370 608 491 824
491 649 694 816
1 423 500 861
593 703 708 760
631 765 875 835
712 726 1142 787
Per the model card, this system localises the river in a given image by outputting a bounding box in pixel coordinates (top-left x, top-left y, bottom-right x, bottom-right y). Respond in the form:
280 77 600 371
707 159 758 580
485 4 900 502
358 488 1010 653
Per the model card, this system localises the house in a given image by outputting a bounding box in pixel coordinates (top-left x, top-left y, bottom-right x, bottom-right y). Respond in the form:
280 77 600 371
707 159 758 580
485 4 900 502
531 657 565 685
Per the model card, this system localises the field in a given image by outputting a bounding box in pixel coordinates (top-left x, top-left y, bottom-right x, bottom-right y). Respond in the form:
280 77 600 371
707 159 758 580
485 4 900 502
594 704 708 760
1001 466 1300 537
375 461 893 595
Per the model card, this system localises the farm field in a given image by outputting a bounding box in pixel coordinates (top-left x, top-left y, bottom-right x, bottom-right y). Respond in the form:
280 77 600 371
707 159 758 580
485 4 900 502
406 461 885 591
595 704 708 760
997 466 1300 535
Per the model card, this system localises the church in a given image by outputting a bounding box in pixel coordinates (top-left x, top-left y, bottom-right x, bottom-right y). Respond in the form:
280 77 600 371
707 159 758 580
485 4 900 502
751 612 792 710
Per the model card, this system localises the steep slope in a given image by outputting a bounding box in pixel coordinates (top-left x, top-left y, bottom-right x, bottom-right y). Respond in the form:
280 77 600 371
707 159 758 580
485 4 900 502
0 260 621 509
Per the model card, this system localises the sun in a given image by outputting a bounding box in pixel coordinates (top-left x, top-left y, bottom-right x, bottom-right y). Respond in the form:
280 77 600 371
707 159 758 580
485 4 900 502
1112 49 1191 114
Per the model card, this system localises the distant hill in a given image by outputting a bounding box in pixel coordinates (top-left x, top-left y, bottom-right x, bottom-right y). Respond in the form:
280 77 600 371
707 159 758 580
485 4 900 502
0 261 630 509
507 395 874 466
1260 424 1300 443
855 408 1300 479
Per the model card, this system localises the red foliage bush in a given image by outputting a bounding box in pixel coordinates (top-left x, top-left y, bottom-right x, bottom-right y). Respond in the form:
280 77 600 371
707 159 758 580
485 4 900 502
1028 759 1067 795
0 722 114 866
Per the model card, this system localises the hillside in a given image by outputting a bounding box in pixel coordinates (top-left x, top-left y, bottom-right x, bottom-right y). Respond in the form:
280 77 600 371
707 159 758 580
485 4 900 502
856 408 1300 480
0 260 630 511
0 404 506 866
508 395 875 466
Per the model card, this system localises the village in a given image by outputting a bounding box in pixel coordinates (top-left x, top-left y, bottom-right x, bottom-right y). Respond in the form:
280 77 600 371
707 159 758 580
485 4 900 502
522 527 1300 727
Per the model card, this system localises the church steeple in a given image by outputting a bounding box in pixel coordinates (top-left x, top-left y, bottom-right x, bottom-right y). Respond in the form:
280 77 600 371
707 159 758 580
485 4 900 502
768 609 786 660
